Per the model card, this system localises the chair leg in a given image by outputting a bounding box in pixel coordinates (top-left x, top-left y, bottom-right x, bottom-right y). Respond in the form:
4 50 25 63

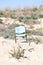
26 35 27 42
29 42 30 46
15 36 16 43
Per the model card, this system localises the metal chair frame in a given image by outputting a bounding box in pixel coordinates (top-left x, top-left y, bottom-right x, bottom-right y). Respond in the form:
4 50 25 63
15 25 27 43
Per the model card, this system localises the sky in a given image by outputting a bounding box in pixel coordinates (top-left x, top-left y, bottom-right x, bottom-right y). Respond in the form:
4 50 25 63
0 0 43 9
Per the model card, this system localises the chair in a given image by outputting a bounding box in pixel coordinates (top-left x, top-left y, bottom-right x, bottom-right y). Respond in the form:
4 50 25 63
15 25 27 43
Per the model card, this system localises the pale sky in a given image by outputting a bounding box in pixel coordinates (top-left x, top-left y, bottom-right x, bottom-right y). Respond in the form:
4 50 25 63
0 0 43 9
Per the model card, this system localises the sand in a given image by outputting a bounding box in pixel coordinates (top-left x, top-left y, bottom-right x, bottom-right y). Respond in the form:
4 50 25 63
0 37 43 65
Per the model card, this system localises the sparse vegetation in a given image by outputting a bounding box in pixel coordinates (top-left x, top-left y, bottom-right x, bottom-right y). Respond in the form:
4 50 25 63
35 38 41 44
0 19 3 24
0 5 43 23
39 14 43 18
9 45 24 59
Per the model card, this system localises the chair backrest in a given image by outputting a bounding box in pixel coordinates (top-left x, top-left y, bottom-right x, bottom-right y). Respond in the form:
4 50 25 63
15 26 26 34
15 26 26 37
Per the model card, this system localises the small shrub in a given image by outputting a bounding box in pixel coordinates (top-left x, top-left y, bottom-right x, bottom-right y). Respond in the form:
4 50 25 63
39 14 43 18
18 16 24 22
0 19 3 24
10 15 17 19
25 16 31 19
9 45 24 59
34 38 40 44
